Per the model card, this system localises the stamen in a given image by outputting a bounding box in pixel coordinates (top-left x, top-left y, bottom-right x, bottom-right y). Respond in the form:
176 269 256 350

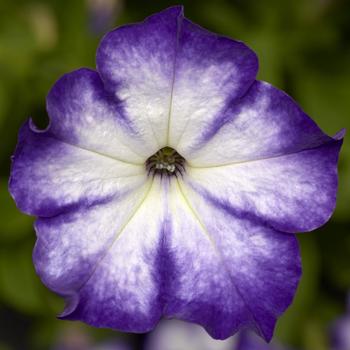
146 147 186 177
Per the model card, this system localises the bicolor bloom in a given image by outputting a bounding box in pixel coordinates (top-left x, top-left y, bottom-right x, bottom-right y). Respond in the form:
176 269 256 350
145 319 293 350
236 331 294 350
145 320 237 350
330 294 350 350
9 6 343 342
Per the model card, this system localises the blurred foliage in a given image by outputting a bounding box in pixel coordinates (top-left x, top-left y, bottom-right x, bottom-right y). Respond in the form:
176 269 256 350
0 0 349 349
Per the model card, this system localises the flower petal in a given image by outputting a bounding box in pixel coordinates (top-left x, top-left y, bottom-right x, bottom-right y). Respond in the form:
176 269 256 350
51 178 167 332
186 138 343 233
33 179 150 296
185 81 342 166
161 179 301 341
46 68 148 162
168 12 258 149
97 6 257 148
9 120 146 217
31 172 300 338
96 6 182 149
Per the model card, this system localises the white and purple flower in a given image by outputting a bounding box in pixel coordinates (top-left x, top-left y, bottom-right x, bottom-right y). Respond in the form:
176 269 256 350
9 6 343 342
330 294 350 350
144 319 294 350
144 319 237 350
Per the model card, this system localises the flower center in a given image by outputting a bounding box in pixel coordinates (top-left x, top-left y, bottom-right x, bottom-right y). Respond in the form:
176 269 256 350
146 147 186 177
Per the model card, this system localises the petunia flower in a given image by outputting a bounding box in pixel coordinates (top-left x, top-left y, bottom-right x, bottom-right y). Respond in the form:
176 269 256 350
236 330 295 350
330 294 350 350
144 319 237 350
9 5 344 342
144 319 295 350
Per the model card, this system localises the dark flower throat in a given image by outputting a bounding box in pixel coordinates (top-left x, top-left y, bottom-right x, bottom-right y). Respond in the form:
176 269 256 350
146 147 186 177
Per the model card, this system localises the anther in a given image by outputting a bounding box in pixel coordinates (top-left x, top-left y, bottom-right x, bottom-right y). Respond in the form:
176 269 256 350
146 147 186 177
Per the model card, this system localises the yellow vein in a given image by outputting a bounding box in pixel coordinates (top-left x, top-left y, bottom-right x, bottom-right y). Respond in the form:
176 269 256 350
175 178 264 336
98 173 146 180
166 13 182 144
176 178 218 250
75 178 155 293
144 107 162 149
49 134 144 166
186 143 329 169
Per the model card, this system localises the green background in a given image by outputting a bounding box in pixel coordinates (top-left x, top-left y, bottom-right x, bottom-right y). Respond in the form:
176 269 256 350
0 0 349 349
